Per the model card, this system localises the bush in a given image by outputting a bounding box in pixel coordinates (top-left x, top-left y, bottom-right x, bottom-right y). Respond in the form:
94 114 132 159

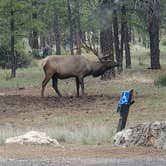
154 74 166 87
16 51 33 68
0 45 10 68
0 39 33 69
15 39 33 68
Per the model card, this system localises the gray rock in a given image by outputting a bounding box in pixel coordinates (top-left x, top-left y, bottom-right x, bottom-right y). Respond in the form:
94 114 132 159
113 121 166 149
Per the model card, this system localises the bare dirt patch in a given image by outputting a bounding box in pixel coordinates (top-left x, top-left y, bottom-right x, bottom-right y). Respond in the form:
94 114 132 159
0 88 118 127
0 144 166 160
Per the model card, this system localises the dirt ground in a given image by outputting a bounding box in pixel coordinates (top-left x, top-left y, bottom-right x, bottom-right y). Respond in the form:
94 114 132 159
0 87 166 160
1 144 166 160
0 87 119 127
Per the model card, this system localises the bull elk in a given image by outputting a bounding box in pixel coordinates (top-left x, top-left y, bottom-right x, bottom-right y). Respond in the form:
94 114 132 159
41 41 118 97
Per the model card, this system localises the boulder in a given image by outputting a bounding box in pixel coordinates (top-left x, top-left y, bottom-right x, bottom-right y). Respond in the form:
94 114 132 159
113 121 166 149
5 131 62 147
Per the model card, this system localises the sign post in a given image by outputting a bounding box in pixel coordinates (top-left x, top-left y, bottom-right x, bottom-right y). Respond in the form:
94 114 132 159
117 89 135 132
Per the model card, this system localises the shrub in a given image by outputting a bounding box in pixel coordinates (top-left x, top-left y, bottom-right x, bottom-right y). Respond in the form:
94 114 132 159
0 44 10 68
15 40 33 68
16 51 33 68
0 39 33 69
154 74 166 87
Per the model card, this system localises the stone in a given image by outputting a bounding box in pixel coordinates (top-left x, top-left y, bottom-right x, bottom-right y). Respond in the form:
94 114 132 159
5 131 62 147
113 121 166 149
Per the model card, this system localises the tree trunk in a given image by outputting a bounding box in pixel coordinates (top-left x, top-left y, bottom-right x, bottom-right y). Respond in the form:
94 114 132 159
54 15 61 55
149 0 160 69
10 9 16 78
120 8 124 72
40 35 46 48
31 28 39 49
113 9 121 73
30 1 39 49
122 5 131 69
100 25 115 80
75 0 82 55
100 0 115 80
67 0 74 55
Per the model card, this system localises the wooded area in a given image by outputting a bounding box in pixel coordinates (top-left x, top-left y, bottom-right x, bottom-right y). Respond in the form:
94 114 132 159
0 0 166 77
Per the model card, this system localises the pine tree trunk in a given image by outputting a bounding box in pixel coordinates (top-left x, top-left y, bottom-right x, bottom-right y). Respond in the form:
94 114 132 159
113 9 121 73
149 0 160 69
100 26 115 80
122 5 131 69
30 2 39 49
120 8 124 72
124 25 131 69
40 35 46 48
32 29 39 49
75 0 82 55
100 0 115 80
10 9 16 78
67 0 74 55
54 15 61 55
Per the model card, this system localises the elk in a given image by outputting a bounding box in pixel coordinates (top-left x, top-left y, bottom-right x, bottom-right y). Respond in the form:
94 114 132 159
41 41 118 97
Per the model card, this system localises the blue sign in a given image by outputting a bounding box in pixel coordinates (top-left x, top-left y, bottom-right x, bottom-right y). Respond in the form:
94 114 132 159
119 91 130 105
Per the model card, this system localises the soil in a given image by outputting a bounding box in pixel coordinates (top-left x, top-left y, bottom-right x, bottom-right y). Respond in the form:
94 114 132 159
0 144 166 160
0 88 166 160
0 87 118 127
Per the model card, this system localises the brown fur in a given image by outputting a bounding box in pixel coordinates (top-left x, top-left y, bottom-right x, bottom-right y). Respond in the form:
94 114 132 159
41 55 118 97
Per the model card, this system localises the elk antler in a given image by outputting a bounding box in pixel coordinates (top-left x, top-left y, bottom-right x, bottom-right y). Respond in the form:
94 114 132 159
79 35 112 64
80 35 99 57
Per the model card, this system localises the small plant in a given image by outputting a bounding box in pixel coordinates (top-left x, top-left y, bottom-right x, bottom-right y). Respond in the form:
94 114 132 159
154 74 166 87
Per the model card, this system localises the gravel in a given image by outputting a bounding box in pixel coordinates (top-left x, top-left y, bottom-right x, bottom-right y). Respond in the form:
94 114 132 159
0 158 166 166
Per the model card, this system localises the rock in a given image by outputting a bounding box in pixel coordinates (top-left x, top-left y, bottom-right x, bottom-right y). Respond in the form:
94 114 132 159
113 121 166 149
5 131 62 147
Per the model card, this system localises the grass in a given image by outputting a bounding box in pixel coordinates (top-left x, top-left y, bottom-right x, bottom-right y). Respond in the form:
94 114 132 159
43 122 115 145
0 44 166 145
0 67 43 88
0 126 25 144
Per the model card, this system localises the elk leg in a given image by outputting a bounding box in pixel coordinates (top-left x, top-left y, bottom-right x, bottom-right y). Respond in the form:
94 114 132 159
79 77 84 96
41 75 52 97
76 77 80 97
52 75 62 97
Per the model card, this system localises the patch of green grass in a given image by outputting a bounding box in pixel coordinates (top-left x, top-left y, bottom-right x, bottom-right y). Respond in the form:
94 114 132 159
0 67 43 88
